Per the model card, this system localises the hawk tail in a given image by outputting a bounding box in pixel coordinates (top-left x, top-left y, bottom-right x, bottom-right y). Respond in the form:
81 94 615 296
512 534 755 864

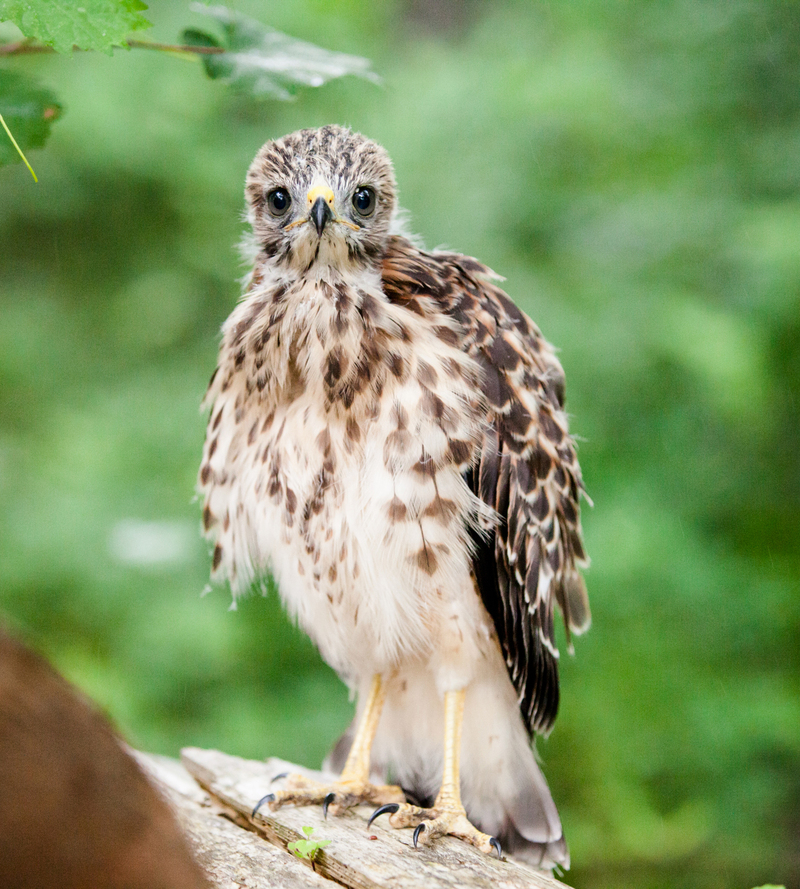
487 745 570 870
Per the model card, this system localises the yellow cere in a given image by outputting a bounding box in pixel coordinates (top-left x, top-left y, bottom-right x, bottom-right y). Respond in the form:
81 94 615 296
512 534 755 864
307 184 336 207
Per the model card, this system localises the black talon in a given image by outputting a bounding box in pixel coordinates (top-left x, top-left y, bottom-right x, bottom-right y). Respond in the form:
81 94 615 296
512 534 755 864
412 823 426 849
367 803 400 829
322 792 336 820
252 793 275 818
490 836 502 859
270 771 289 784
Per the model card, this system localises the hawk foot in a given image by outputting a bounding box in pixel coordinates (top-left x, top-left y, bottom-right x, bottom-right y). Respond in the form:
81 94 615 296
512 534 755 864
252 772 405 819
368 801 501 857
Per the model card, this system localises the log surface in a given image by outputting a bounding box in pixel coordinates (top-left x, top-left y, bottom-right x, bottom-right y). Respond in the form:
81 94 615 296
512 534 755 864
137 747 571 889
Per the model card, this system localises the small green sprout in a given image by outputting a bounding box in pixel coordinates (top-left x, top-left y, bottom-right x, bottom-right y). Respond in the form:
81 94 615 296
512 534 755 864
287 826 331 868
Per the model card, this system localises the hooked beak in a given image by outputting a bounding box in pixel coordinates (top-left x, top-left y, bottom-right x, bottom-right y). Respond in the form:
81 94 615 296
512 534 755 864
283 183 360 236
307 185 335 237
310 195 334 237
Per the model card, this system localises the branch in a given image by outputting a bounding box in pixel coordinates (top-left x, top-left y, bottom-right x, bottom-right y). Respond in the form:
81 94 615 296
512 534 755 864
0 39 225 57
126 39 224 55
0 40 52 55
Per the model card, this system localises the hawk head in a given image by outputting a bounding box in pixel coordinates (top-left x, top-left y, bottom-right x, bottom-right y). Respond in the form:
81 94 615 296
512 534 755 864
245 125 397 273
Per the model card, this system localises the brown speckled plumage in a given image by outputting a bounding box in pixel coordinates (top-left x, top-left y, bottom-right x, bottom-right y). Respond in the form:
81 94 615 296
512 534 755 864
199 126 589 867
381 240 590 735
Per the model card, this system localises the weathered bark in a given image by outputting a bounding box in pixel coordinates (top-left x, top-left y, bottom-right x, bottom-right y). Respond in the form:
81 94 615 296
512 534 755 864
136 747 572 889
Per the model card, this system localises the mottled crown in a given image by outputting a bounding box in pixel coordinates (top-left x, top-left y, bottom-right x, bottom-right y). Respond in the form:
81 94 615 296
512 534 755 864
245 125 397 267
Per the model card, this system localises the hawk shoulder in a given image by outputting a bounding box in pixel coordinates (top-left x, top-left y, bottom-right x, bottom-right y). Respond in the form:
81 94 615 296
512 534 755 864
381 235 590 736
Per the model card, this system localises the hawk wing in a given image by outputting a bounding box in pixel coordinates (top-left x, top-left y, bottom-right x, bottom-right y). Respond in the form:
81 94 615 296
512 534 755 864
381 235 590 737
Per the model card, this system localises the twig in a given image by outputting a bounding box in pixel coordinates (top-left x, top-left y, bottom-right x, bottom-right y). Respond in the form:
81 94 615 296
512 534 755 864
0 40 52 55
125 39 225 55
0 39 226 56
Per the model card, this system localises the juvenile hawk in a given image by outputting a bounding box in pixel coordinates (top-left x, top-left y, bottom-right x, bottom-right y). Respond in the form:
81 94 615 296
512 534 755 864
199 125 590 867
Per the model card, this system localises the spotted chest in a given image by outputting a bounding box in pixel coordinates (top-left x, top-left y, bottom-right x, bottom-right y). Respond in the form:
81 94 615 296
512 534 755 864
200 274 492 677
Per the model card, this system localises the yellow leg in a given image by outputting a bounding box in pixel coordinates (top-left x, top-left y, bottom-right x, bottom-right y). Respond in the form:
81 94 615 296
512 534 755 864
253 673 404 819
369 687 500 857
340 673 386 784
434 688 466 810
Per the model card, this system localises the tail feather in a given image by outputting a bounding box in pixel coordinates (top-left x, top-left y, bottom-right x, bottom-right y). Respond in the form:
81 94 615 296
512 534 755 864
499 822 569 871
496 753 569 869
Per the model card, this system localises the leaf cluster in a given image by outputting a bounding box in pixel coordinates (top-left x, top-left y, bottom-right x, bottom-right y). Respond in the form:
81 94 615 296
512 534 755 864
183 3 379 101
0 0 151 54
0 0 377 171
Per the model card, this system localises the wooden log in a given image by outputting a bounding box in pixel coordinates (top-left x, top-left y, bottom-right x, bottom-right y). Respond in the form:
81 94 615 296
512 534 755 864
134 751 330 889
138 746 572 889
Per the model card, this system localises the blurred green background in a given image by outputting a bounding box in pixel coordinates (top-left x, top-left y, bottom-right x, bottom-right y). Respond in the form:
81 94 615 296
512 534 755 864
1 2 798 888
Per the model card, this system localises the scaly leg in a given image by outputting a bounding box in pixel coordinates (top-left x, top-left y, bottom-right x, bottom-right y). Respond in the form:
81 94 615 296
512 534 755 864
252 674 404 819
368 688 501 856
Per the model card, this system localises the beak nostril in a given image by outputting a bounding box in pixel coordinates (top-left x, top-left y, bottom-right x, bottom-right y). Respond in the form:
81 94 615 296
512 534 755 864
307 185 335 208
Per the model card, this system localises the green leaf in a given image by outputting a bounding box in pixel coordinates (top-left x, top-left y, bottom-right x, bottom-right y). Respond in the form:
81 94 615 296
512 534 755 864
180 27 221 51
287 838 313 859
0 69 61 168
187 3 379 100
0 0 151 55
287 828 331 861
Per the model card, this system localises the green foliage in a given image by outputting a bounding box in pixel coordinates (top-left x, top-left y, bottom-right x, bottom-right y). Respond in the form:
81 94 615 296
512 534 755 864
0 3 798 889
185 4 379 100
0 68 59 176
0 1 377 164
0 70 59 164
287 826 331 862
0 0 151 54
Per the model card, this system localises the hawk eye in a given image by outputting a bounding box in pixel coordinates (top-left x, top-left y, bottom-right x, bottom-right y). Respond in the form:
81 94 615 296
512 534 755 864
266 188 291 217
352 186 376 217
